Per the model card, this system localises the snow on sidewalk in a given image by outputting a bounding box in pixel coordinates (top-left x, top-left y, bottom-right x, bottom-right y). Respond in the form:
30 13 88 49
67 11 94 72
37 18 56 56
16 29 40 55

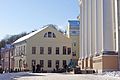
0 72 29 80
13 73 120 80
103 71 120 77
0 72 120 80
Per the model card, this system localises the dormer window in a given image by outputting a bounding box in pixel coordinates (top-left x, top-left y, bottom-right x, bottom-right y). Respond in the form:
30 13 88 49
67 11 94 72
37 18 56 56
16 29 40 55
44 33 47 37
48 32 52 38
53 33 56 38
44 32 56 38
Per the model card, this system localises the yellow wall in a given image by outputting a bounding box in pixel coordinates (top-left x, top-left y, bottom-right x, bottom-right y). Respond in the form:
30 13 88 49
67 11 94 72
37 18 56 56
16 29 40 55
14 26 72 71
67 25 80 61
71 35 80 59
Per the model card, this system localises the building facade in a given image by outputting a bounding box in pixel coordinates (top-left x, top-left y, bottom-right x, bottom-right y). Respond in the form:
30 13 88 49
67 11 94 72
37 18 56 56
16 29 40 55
0 44 14 72
13 25 72 72
78 0 119 73
67 20 80 65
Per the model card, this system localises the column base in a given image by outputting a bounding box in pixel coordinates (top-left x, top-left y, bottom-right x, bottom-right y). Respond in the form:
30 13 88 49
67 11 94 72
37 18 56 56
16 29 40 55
93 51 118 73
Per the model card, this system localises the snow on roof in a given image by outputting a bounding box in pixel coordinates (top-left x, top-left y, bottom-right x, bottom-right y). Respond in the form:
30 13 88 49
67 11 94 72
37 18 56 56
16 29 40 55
13 24 62 44
13 26 48 44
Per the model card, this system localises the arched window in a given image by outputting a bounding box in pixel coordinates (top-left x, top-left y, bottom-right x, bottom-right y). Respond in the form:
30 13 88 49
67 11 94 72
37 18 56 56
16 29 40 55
44 33 47 37
53 33 56 38
48 32 52 37
44 32 56 38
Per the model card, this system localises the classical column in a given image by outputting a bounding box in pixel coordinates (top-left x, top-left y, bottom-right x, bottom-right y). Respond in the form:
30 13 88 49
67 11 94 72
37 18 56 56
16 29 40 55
82 0 85 59
80 0 83 59
87 0 91 57
102 0 115 52
84 0 88 58
91 0 96 56
96 0 103 55
87 0 92 69
115 0 120 70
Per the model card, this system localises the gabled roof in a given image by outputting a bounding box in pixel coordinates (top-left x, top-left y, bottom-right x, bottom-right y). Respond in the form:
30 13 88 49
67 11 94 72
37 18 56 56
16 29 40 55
13 26 48 44
13 24 65 44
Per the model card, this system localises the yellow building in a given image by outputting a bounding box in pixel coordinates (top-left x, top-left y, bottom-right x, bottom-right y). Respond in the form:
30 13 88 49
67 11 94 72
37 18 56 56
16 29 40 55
67 20 80 65
13 24 72 72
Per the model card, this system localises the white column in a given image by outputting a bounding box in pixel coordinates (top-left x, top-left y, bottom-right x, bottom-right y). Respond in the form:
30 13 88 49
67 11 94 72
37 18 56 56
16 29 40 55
96 0 103 54
115 0 119 52
80 1 83 59
115 0 120 69
80 0 85 59
84 0 88 58
91 0 96 56
87 0 92 57
103 0 115 51
82 0 85 59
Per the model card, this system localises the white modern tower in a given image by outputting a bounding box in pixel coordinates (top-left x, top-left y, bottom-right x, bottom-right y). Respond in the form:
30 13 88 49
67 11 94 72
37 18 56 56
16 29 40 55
78 0 119 73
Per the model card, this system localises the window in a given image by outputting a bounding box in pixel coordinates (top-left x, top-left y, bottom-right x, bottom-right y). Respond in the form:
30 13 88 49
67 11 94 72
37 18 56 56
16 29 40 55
72 31 77 34
11 50 14 56
32 60 36 66
24 46 25 55
40 47 44 54
19 47 20 55
53 33 56 38
73 42 76 46
63 46 66 55
56 60 59 67
48 60 52 68
72 52 76 56
23 60 26 68
44 32 56 38
44 33 47 37
56 47 59 54
48 32 52 37
68 48 71 55
70 30 79 35
40 60 44 67
63 60 66 66
19 59 22 68
48 47 52 54
32 47 36 54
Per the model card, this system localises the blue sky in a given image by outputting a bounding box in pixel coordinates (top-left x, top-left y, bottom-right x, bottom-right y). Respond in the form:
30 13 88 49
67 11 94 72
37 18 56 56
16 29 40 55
0 0 79 40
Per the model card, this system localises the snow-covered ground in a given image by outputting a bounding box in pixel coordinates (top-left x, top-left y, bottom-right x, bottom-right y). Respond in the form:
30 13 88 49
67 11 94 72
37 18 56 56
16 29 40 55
0 72 120 80
103 71 120 77
0 72 30 80
13 73 120 80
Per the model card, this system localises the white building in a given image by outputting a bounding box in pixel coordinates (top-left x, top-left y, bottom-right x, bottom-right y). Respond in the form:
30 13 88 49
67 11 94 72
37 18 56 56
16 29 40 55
78 0 119 73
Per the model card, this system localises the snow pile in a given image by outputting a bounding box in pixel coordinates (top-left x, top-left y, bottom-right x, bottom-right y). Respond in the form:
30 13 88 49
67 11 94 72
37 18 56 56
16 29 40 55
103 71 120 77
0 72 29 80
